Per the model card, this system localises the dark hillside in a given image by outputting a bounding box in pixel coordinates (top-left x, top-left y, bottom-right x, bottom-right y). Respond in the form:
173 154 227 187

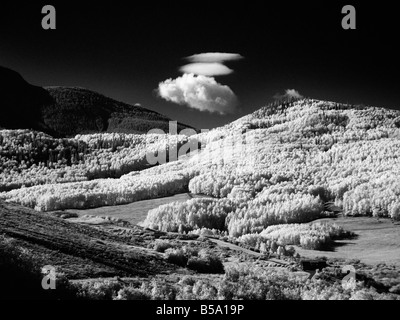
0 66 193 137
0 201 177 279
0 66 52 132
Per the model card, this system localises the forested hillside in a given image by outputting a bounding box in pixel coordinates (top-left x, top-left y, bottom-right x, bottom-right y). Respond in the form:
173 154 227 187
0 130 190 191
2 99 400 240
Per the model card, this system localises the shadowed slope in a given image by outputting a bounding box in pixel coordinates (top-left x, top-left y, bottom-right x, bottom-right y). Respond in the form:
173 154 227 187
0 201 177 279
0 66 193 137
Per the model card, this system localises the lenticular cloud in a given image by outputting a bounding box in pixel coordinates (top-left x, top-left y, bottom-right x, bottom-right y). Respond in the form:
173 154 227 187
157 74 238 115
157 52 243 114
179 63 234 76
185 52 244 63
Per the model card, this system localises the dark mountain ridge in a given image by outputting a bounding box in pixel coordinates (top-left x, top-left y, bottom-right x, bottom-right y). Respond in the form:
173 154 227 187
0 66 193 137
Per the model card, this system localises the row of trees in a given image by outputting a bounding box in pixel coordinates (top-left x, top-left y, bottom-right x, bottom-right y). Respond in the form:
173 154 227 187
226 193 324 237
1 171 189 211
238 221 351 250
143 198 231 232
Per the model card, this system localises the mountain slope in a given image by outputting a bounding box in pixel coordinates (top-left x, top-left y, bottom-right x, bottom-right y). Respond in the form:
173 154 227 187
0 200 177 279
0 66 193 137
2 99 400 235
0 66 52 131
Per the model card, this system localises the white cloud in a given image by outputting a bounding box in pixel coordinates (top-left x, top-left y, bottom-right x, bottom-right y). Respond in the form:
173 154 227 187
157 74 238 115
285 89 303 99
179 63 234 76
185 52 244 63
274 89 304 100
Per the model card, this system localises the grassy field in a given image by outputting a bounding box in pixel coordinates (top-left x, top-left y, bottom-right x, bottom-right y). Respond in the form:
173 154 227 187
66 193 209 226
294 217 400 266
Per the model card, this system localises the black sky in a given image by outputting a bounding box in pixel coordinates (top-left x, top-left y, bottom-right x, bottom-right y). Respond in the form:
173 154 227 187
0 1 399 129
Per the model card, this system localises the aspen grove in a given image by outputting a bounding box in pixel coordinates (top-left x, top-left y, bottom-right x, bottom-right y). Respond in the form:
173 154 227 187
2 99 400 240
